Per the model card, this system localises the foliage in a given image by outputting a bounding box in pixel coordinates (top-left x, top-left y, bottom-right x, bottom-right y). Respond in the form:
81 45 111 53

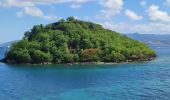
4 17 156 64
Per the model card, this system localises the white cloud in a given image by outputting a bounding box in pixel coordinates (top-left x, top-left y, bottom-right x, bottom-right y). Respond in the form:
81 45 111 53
0 0 61 20
102 22 170 34
147 5 170 22
83 16 90 21
17 6 43 17
140 0 146 7
0 0 34 7
44 0 90 9
164 0 170 6
99 0 124 19
0 0 93 19
22 0 89 4
125 9 142 20
70 4 81 8
0 0 91 8
43 15 59 20
16 6 58 20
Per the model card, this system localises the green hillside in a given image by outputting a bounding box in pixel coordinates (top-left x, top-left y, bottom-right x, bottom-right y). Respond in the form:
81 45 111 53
1 17 156 64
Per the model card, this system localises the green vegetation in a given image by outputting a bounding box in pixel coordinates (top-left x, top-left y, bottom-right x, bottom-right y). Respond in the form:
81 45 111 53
2 17 156 64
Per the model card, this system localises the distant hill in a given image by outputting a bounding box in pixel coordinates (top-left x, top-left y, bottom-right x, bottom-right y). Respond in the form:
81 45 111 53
0 40 18 48
126 33 170 46
1 17 156 64
0 41 18 59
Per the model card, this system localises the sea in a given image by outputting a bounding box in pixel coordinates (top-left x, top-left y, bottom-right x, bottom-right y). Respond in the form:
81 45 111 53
0 45 170 100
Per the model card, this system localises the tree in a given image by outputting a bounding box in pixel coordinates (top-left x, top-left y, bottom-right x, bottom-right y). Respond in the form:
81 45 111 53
30 50 52 63
58 18 65 22
111 51 125 62
67 16 77 22
6 49 31 63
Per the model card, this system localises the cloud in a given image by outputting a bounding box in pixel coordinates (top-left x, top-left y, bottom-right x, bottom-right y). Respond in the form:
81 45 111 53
2 0 123 20
16 6 58 20
0 0 95 20
125 9 142 20
0 0 91 8
70 4 81 8
0 0 60 20
99 0 124 19
83 16 90 21
147 5 170 22
102 22 170 34
164 0 170 6
0 0 34 7
17 6 43 17
140 0 146 7
21 0 89 4
0 0 92 19
39 0 90 8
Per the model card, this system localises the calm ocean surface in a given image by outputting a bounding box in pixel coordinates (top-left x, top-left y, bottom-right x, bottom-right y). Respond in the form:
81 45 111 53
0 45 170 100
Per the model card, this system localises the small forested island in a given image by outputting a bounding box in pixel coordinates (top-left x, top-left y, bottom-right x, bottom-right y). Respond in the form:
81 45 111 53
1 17 156 64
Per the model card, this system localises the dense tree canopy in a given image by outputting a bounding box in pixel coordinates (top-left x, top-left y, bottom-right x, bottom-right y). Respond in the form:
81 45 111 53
2 17 156 64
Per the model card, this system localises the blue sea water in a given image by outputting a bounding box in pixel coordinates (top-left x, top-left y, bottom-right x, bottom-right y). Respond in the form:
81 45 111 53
0 46 170 100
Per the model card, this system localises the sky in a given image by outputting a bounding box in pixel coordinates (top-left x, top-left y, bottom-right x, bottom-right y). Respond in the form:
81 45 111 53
1 0 170 43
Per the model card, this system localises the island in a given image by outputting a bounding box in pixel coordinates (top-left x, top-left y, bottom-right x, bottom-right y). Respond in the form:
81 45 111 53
1 17 156 64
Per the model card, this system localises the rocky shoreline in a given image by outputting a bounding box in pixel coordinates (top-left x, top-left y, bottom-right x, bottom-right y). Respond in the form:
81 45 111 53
0 56 156 65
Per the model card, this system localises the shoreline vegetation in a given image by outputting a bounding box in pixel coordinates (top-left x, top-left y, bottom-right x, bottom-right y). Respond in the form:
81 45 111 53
1 17 156 65
0 57 156 65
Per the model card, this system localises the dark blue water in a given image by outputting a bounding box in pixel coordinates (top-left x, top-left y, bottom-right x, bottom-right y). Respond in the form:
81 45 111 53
0 46 170 100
